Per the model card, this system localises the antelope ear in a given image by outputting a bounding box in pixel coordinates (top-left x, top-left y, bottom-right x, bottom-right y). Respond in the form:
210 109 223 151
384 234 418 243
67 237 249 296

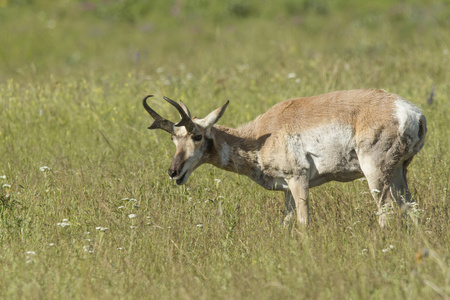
197 101 229 129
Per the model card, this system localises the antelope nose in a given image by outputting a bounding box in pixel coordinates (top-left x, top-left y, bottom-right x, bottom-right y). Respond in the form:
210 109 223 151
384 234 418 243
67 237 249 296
168 169 178 178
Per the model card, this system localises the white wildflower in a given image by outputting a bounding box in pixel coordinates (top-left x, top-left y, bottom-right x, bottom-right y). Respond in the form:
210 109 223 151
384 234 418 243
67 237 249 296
128 214 136 219
406 202 424 217
0 175 6 179
118 206 125 209
57 222 70 228
196 224 204 228
2 184 11 188
287 72 296 79
83 245 94 253
121 198 137 203
39 166 50 172
95 227 108 232
382 245 394 253
25 251 36 264
214 179 222 183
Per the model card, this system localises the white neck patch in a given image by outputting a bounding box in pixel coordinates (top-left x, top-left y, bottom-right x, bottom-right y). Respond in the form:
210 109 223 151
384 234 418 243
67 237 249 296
220 143 230 166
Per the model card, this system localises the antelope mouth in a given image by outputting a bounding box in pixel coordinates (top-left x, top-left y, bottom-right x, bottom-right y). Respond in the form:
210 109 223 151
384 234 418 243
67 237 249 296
176 172 187 185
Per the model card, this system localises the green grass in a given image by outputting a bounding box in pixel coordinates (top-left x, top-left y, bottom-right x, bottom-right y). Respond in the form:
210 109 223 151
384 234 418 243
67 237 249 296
0 0 449 299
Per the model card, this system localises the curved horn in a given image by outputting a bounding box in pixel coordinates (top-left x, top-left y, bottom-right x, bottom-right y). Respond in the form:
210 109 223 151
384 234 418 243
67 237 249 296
143 95 174 134
163 96 195 132
179 100 192 119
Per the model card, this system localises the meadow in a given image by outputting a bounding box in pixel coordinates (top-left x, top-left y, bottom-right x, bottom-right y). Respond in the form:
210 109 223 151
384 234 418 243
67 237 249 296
0 0 449 299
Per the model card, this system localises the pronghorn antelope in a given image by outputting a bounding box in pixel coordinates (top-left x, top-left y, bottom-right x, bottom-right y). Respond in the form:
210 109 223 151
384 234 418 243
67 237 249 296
143 89 426 227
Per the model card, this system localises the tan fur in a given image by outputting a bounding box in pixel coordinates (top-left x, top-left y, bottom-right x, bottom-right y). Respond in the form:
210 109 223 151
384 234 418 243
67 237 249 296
145 89 427 227
209 90 400 183
235 89 396 140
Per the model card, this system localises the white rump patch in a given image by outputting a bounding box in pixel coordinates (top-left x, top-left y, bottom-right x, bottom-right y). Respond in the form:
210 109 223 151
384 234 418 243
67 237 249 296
394 99 422 145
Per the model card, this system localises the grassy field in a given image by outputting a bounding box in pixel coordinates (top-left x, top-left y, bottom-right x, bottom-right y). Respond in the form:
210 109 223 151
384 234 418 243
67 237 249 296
0 0 449 299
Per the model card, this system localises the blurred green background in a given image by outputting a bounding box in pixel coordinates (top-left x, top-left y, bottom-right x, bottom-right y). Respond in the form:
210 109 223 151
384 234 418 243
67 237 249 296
1 0 448 85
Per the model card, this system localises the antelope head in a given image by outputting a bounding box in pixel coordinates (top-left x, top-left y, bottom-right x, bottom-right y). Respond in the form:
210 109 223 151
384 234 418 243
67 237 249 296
143 95 229 185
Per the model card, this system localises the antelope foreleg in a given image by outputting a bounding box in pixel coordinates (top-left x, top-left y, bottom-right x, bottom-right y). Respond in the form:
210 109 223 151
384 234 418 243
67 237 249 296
287 176 310 226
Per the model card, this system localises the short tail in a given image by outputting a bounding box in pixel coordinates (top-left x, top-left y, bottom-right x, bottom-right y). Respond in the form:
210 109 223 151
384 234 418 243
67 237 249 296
414 114 427 153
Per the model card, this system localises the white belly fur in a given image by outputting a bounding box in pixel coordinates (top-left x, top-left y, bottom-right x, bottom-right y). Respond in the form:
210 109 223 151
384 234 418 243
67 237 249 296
288 123 363 187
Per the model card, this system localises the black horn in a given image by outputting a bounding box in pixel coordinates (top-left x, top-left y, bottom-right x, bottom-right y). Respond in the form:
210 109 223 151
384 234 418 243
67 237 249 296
163 96 195 132
143 95 174 134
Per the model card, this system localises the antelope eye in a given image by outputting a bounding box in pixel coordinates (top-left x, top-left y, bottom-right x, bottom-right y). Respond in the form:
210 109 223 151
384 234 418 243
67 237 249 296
193 135 203 142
